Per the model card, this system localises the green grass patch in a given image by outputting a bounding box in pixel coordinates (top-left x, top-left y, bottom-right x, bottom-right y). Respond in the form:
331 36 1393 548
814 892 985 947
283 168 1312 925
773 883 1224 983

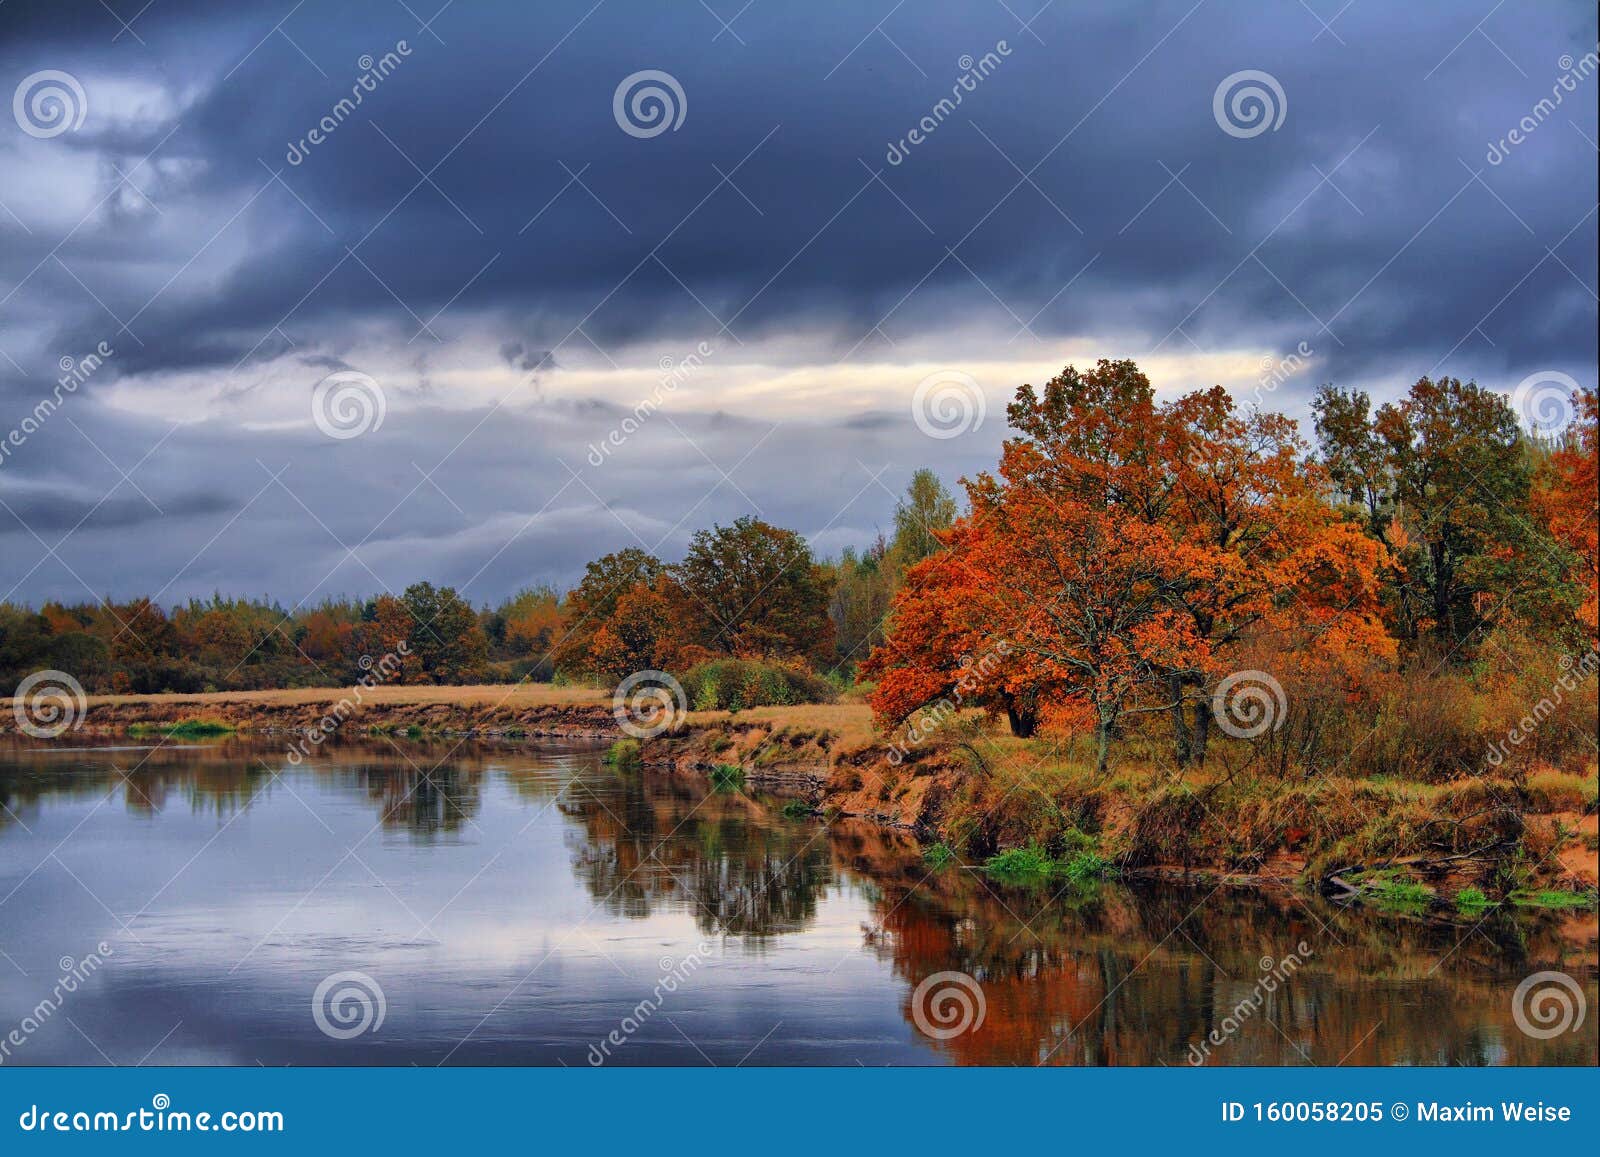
603 738 643 768
779 799 812 820
709 763 746 791
129 719 235 738
1062 850 1111 883
1510 889 1598 911
983 835 1114 886
922 842 955 870
1366 874 1432 911
1454 886 1491 914
984 845 1056 881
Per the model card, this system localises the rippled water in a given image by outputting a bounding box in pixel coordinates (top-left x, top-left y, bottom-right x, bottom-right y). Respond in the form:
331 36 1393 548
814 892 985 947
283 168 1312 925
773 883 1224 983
0 737 1593 1066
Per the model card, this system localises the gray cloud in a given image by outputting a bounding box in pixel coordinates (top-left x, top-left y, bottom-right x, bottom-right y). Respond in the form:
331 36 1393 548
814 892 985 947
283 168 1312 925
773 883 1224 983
0 0 1594 604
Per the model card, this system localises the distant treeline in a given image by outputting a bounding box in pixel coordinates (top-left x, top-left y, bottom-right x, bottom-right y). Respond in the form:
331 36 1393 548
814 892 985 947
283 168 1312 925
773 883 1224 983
0 468 952 696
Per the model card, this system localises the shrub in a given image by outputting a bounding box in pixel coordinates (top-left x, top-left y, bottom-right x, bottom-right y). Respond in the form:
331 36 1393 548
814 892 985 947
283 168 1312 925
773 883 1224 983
709 763 746 791
922 841 954 870
678 659 835 712
779 799 812 819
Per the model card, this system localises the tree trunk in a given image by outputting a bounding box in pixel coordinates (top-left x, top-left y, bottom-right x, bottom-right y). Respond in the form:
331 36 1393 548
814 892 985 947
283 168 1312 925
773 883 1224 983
1190 700 1211 766
1431 541 1454 644
1005 696 1038 738
1095 716 1112 776
1168 674 1192 767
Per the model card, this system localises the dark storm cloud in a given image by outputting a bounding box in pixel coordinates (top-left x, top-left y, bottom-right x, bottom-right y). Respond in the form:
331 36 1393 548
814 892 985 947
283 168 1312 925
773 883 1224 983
0 0 1595 603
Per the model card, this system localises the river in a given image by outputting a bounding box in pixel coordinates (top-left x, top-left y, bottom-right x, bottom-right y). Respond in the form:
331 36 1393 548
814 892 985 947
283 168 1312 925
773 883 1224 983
0 737 1593 1066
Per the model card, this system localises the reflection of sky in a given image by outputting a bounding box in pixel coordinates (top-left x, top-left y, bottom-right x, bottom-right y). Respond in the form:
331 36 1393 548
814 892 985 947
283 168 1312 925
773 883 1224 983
0 743 924 1065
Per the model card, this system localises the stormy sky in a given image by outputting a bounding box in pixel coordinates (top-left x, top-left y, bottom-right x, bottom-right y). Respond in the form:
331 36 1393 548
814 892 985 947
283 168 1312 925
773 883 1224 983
0 0 1595 609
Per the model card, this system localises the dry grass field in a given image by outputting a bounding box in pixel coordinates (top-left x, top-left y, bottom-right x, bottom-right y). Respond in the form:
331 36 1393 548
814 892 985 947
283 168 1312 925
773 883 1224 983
71 683 611 710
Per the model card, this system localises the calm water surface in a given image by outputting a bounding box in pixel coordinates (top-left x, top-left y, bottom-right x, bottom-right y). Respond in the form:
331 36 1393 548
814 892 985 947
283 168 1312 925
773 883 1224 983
0 737 1594 1066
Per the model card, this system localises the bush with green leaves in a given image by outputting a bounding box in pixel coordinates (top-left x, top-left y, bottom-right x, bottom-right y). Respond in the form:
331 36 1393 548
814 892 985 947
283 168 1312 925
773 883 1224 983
678 659 834 711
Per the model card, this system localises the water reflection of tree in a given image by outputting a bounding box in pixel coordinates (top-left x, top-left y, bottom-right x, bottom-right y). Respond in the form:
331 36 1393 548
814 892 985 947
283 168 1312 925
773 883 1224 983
353 764 483 838
0 742 270 828
559 767 834 940
0 738 488 840
837 823 1598 1067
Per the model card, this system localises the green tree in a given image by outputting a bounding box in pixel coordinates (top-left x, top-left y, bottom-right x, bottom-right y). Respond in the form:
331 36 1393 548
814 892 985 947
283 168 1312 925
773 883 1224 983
886 467 958 581
399 582 486 683
1316 376 1532 651
828 538 893 671
673 517 834 664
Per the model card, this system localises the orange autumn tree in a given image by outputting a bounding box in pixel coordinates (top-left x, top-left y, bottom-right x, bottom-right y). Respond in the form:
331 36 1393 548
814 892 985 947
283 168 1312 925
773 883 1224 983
1536 388 1599 642
867 361 1207 773
1160 385 1391 764
859 518 1039 741
866 359 1393 773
